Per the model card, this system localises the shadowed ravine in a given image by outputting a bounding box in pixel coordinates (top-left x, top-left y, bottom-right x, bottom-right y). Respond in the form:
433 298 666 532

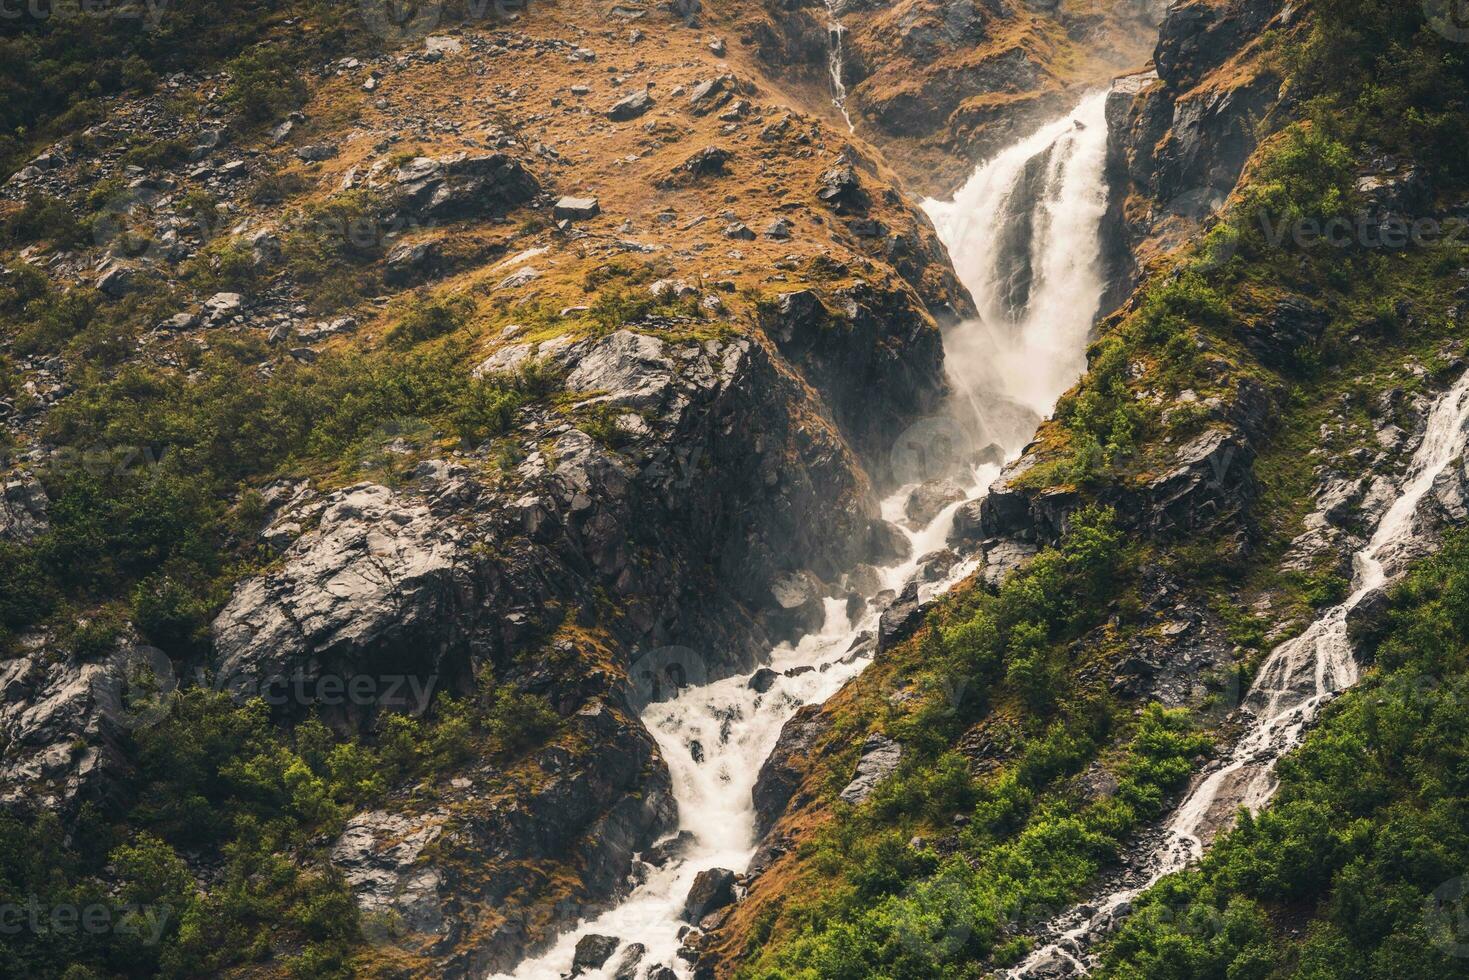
500 91 1114 980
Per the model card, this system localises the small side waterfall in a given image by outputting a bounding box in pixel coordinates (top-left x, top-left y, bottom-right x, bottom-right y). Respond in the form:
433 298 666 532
1010 365 1469 977
500 92 1114 980
823 0 855 132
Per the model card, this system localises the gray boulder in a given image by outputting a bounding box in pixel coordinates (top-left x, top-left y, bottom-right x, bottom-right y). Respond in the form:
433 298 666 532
609 89 655 121
904 479 966 525
391 152 539 222
0 476 49 542
838 734 903 804
554 195 602 221
331 809 447 939
384 240 442 284
571 933 620 974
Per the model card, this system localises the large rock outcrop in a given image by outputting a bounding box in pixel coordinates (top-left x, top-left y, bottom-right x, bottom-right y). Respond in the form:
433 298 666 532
1101 0 1296 303
209 302 945 969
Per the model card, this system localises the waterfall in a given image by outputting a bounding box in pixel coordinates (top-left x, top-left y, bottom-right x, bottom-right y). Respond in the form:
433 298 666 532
823 0 855 132
1008 360 1469 978
924 92 1111 449
499 92 1113 980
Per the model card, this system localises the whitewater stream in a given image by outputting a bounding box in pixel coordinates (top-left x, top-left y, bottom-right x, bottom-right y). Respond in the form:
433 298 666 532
823 0 855 132
502 90 1113 980
1009 343 1469 977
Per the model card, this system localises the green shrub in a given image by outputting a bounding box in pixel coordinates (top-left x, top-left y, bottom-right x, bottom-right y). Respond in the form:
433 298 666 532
222 44 309 125
1 192 86 247
386 295 473 348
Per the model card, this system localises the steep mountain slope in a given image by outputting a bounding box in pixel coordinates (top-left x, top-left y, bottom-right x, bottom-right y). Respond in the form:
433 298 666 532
692 1 1469 977
745 0 1165 196
0 2 978 974
2 0 1467 978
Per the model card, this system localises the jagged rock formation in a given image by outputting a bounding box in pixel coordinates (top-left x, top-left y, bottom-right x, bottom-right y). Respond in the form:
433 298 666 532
1101 0 1297 304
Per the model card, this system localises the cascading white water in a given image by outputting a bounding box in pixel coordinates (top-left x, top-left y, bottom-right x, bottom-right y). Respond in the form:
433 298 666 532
500 92 1113 980
925 93 1111 443
823 0 855 132
1009 357 1469 979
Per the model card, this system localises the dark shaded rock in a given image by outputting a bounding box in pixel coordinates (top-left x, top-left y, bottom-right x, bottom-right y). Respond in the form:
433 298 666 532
948 498 984 547
663 145 733 185
683 867 736 922
688 75 730 115
1140 428 1257 538
384 240 442 285
609 89 655 121
391 152 539 222
1240 296 1327 368
757 284 945 460
641 830 696 868
1154 0 1278 87
1346 586 1393 658
877 581 923 652
748 667 779 693
96 261 137 298
751 703 826 838
816 164 865 210
868 519 912 564
916 548 958 582
572 934 620 975
1356 161 1430 219
904 479 965 525
611 942 647 979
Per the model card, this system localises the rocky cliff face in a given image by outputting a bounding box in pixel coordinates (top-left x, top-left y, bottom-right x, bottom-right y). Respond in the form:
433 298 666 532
1101 0 1297 306
0 0 976 972
747 0 1162 195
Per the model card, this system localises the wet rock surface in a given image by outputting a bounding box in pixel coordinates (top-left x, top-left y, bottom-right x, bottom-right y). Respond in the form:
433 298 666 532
683 867 738 922
751 703 827 840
